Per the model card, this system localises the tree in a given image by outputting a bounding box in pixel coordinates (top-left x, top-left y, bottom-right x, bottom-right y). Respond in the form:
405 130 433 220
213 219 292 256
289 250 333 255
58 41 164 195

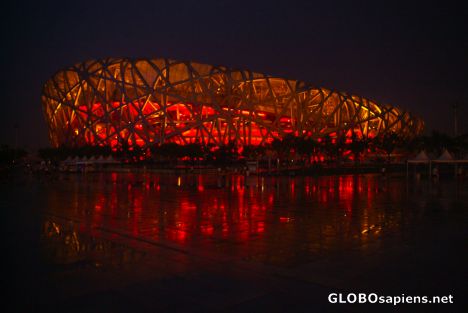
348 132 368 165
214 141 237 165
0 145 27 165
378 132 401 163
127 145 146 162
453 133 468 158
271 138 284 160
296 136 318 165
320 134 335 164
182 143 204 164
151 142 183 166
242 145 266 160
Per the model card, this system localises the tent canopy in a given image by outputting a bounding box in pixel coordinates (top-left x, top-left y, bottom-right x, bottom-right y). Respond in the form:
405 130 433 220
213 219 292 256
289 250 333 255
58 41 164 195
408 150 431 163
437 149 453 161
432 149 468 163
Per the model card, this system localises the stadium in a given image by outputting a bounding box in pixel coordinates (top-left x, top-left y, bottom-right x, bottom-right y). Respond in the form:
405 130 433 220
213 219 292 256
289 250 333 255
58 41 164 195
42 58 424 151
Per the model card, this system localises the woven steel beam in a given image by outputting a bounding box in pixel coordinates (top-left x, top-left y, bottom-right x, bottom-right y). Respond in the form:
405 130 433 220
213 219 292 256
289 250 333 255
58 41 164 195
42 58 424 149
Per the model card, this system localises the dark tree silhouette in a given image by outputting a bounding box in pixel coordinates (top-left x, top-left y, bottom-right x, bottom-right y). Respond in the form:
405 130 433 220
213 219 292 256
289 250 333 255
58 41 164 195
378 132 401 163
0 145 27 165
348 132 368 165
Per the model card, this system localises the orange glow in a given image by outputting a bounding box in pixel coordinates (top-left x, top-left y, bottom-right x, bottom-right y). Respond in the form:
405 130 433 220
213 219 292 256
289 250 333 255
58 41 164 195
38 171 402 268
43 58 424 149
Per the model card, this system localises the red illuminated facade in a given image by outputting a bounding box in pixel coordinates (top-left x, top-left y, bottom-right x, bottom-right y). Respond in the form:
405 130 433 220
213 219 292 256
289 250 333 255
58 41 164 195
42 58 424 149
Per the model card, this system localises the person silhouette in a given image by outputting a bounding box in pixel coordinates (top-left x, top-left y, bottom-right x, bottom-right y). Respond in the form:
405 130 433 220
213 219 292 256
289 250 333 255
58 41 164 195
432 166 439 181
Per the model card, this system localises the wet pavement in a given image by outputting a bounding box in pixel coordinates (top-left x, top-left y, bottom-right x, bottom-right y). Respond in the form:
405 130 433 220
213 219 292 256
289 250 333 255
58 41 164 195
2 173 467 312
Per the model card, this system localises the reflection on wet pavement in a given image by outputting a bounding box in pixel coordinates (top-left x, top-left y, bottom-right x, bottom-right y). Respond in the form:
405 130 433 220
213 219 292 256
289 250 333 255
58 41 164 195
5 173 467 312
41 219 145 271
41 173 466 268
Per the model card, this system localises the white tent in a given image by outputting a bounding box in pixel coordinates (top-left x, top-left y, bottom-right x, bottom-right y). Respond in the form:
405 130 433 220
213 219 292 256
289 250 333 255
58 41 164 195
408 149 468 179
76 156 90 165
408 150 431 163
433 149 454 162
406 150 432 178
63 156 73 164
432 149 468 164
104 155 119 164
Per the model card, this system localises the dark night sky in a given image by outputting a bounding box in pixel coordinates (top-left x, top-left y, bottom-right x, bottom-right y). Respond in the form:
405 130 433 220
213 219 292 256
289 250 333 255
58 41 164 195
1 0 467 150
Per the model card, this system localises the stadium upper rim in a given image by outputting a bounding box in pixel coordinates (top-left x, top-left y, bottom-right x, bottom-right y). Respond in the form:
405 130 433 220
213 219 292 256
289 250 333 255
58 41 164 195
41 57 424 149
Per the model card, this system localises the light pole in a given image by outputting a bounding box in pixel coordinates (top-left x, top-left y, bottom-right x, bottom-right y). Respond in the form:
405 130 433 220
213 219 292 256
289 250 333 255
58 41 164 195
14 122 19 150
453 104 458 137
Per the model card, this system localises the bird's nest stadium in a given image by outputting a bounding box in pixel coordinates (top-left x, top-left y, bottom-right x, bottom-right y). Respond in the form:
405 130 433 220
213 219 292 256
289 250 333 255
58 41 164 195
42 58 424 150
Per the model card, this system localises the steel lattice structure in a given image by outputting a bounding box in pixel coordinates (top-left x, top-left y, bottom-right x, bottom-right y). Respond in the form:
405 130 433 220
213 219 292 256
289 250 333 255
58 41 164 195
42 58 424 149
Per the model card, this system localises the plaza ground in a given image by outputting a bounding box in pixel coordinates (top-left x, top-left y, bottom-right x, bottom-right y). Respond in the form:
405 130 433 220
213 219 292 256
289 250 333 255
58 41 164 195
2 173 466 312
